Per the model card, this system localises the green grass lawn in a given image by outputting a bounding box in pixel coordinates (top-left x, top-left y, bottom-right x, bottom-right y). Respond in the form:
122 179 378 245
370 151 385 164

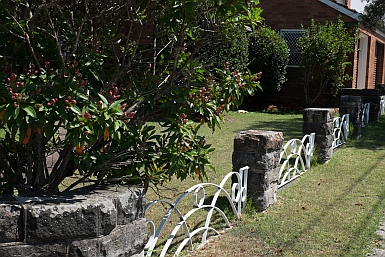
189 113 385 257
145 110 305 255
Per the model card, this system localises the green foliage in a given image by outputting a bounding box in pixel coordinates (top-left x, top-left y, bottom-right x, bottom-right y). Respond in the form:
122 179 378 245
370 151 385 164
297 18 356 106
248 25 290 93
199 25 250 73
348 122 356 139
0 0 263 194
360 0 385 33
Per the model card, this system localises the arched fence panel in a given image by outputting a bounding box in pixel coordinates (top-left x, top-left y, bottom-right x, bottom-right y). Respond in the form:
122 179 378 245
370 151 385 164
332 114 350 149
145 166 249 257
362 102 370 127
278 133 315 188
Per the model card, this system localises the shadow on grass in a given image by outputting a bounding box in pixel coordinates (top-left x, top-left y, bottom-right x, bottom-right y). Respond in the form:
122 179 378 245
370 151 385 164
232 117 304 141
347 116 385 150
284 151 385 256
269 116 385 255
151 195 239 255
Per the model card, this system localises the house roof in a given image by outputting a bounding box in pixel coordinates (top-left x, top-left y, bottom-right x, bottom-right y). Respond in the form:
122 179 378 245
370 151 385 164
319 0 361 21
319 0 385 44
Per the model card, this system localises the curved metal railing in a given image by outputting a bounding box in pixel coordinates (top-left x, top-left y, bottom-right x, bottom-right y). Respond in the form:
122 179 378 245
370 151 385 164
145 166 249 257
278 133 315 188
332 114 349 149
362 102 370 127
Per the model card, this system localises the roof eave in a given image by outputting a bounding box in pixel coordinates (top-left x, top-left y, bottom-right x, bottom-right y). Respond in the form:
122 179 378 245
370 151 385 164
318 0 361 21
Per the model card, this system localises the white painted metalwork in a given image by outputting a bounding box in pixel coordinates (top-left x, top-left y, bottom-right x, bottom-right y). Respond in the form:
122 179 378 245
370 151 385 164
332 114 350 149
278 133 315 188
380 96 385 115
362 102 370 127
145 166 249 257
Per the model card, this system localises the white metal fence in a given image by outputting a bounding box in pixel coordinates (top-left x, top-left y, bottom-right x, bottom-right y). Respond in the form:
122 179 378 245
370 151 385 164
362 102 370 127
145 166 249 257
278 133 315 188
332 114 350 149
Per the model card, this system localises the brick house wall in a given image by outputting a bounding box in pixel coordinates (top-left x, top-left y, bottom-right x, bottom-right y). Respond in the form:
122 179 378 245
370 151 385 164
249 0 385 108
355 28 385 89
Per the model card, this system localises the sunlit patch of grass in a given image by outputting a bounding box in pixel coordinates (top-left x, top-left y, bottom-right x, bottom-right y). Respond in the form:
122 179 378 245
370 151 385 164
193 115 385 257
145 111 303 255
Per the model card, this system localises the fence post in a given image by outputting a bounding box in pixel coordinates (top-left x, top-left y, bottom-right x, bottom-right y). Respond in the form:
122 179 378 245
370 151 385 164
363 89 383 122
232 130 284 211
303 108 335 163
339 95 362 138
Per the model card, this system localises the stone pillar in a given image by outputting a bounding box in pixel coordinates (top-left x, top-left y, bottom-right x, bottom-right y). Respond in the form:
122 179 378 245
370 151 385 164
303 108 335 163
340 95 362 138
363 89 383 122
232 130 283 211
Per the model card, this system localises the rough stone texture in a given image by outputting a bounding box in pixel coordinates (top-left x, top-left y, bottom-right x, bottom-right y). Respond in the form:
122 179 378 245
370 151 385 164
340 95 362 138
1 243 67 257
318 148 333 162
303 108 335 163
363 89 382 97
315 134 334 148
232 152 281 174
0 185 146 257
69 220 146 257
303 108 335 123
0 203 22 243
362 89 383 122
302 122 333 136
340 88 363 96
369 220 385 257
232 130 283 211
233 130 284 153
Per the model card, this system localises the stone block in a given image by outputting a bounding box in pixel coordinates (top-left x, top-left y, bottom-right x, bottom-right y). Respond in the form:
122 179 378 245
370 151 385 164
233 130 284 153
370 111 381 122
232 151 280 174
0 185 146 256
0 203 22 243
318 148 333 163
24 196 117 244
303 108 335 123
68 219 146 257
315 134 334 148
339 106 360 117
362 89 382 97
303 121 333 135
340 95 362 107
340 88 363 96
247 168 280 193
112 188 145 226
0 243 67 257
251 184 277 211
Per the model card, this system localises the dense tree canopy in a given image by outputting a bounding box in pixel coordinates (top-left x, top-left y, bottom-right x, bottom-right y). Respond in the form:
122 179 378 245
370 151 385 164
360 0 385 32
0 0 263 194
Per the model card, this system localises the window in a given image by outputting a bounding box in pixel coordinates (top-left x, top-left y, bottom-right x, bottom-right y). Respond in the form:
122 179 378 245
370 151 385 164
280 29 306 67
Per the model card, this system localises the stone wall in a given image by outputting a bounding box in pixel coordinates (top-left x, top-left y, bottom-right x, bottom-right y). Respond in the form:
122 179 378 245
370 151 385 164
0 185 146 257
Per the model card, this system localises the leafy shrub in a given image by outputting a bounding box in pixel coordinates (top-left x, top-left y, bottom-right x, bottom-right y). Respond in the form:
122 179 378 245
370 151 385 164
297 18 356 106
0 0 263 195
199 25 249 73
248 26 290 93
